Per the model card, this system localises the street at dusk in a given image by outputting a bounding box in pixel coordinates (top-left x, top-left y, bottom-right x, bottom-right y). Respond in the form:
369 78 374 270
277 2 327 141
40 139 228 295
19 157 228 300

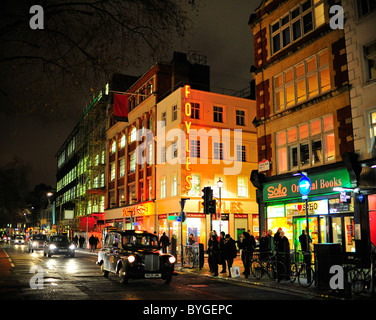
0 0 375 313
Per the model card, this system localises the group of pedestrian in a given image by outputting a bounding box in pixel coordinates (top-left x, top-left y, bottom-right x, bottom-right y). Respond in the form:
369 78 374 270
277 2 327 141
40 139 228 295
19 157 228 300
73 234 99 251
207 231 237 278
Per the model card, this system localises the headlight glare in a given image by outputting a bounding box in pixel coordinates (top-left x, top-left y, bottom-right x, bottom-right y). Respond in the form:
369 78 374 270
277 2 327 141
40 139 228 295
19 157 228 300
50 244 57 250
128 255 135 263
168 256 176 264
69 244 76 250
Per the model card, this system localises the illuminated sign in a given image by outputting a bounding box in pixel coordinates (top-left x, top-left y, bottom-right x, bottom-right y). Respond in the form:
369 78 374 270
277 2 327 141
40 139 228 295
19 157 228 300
263 169 351 202
184 85 192 190
298 176 311 196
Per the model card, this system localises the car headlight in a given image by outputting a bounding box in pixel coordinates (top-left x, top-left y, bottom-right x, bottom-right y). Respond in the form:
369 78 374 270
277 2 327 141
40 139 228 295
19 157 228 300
168 256 176 264
127 255 135 263
69 244 76 250
50 244 57 250
33 241 38 247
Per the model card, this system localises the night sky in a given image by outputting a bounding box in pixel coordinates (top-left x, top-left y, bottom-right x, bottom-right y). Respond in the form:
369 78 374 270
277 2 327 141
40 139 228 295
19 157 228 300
0 0 258 189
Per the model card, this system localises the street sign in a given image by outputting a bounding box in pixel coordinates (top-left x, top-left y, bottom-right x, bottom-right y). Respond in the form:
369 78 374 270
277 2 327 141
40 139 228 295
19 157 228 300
298 176 312 196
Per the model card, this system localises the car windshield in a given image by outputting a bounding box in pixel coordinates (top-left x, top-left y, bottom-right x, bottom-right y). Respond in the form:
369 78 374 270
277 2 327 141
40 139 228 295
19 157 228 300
16 236 23 240
123 234 159 249
51 236 69 242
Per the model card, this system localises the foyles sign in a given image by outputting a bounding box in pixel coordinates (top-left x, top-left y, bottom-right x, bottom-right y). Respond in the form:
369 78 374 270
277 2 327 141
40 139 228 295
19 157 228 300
263 169 351 202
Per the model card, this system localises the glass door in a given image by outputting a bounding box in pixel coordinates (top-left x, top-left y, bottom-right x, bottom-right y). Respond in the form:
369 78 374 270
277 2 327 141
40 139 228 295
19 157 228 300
293 216 319 251
331 216 342 246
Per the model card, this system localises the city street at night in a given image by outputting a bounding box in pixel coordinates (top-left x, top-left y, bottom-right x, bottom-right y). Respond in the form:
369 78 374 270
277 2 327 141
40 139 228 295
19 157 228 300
0 244 314 301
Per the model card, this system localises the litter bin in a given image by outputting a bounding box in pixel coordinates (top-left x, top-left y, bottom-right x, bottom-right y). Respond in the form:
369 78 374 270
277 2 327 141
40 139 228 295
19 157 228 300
314 243 342 290
198 243 204 270
171 236 177 259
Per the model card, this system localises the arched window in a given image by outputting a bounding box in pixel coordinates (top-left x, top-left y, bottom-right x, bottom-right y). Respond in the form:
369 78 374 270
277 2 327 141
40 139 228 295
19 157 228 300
110 139 116 154
119 133 126 149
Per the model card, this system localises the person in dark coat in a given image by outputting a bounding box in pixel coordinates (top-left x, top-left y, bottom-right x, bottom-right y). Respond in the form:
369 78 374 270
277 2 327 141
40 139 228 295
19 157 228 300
274 228 282 251
159 232 170 253
259 231 270 261
276 231 290 281
298 230 312 253
237 232 255 278
79 235 85 249
89 234 96 252
224 234 237 278
219 231 226 273
208 234 219 276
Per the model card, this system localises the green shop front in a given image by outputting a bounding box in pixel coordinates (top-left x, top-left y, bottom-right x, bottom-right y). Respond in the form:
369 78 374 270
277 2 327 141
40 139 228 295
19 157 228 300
263 168 356 253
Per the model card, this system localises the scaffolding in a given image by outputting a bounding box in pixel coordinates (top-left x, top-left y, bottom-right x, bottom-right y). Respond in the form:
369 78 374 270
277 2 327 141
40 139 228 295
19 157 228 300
74 92 107 232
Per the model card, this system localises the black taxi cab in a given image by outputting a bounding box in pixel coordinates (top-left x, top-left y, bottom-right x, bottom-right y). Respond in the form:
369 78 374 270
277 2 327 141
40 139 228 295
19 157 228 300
97 230 176 285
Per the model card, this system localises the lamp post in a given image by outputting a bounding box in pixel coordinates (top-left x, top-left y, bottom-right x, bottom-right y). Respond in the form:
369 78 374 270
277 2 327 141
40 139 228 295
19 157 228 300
217 179 223 234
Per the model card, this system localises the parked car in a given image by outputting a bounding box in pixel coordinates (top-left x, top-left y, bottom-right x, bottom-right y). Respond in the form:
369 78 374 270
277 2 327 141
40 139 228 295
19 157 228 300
27 234 47 252
14 235 25 245
97 230 176 285
43 235 76 257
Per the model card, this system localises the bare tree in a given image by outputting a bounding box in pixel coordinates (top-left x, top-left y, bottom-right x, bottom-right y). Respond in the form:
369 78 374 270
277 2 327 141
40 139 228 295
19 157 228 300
0 0 198 119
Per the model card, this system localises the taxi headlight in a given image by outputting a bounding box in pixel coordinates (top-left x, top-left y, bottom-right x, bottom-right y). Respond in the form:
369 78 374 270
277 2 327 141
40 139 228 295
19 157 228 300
50 244 57 250
168 256 176 264
128 255 136 263
69 244 76 250
33 241 38 247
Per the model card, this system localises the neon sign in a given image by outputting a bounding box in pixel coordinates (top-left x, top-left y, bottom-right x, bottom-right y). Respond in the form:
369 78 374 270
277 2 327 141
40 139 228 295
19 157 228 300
184 85 192 190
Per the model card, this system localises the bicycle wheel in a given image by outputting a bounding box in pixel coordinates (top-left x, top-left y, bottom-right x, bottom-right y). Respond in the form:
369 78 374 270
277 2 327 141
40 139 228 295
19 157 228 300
276 261 287 282
351 269 366 295
290 262 297 283
298 264 315 287
251 260 263 279
266 261 276 279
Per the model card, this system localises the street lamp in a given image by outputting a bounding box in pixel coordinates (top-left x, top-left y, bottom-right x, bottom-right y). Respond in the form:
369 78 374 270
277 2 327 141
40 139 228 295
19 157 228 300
217 179 223 233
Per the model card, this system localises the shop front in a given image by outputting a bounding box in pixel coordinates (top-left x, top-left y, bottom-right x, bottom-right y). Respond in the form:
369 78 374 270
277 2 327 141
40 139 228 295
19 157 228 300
104 201 156 232
263 167 356 253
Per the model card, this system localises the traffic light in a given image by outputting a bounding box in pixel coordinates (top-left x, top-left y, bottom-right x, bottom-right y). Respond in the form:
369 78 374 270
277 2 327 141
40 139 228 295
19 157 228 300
208 199 216 214
202 187 213 215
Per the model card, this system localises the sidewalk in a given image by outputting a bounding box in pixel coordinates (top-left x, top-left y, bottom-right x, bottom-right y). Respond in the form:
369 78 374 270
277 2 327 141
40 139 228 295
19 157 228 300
178 255 334 300
76 248 372 300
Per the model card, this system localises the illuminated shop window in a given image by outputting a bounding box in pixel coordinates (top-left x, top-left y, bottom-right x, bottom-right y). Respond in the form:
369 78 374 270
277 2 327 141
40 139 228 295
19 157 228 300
276 114 334 173
274 49 330 113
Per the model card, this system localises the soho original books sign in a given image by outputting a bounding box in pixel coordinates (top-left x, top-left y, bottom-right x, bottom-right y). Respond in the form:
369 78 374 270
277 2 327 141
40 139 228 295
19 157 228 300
263 168 351 202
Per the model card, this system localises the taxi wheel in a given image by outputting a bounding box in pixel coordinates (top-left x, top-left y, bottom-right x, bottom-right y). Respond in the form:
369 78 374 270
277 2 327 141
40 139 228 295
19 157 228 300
101 264 109 277
119 265 129 285
163 275 172 285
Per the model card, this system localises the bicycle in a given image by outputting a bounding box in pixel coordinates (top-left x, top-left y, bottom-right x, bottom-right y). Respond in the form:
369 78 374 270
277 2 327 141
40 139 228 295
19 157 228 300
347 249 376 295
290 251 315 287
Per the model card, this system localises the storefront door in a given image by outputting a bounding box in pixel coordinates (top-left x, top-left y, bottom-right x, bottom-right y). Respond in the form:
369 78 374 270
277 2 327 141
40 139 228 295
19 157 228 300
293 216 320 251
330 215 355 253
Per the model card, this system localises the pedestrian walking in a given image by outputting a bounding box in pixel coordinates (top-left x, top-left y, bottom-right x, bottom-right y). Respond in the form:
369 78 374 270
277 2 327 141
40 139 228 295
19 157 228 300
223 234 237 278
79 235 85 249
89 234 96 252
267 229 275 254
159 232 170 253
219 231 226 273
